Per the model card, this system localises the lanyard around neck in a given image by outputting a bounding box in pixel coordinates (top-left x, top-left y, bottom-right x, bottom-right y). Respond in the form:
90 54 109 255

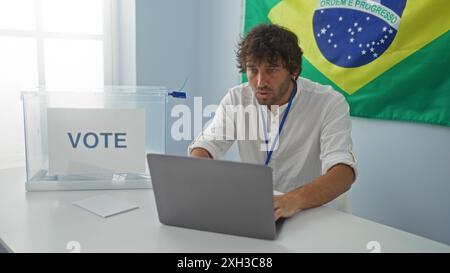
260 80 297 166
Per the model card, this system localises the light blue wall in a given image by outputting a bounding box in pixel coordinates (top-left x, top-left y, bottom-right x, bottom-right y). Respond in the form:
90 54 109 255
136 0 196 155
350 117 450 245
136 0 242 156
135 0 450 245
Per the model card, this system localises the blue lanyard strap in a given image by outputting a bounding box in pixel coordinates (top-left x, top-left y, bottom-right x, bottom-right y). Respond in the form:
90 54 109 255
260 80 297 166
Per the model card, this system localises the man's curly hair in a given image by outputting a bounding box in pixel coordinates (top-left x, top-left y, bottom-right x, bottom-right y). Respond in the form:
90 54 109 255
236 24 303 79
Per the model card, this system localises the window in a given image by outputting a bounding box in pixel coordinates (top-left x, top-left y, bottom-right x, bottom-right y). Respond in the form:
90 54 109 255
0 0 113 168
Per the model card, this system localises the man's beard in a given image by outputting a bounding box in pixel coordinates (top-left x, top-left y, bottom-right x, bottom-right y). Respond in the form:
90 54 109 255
255 76 292 106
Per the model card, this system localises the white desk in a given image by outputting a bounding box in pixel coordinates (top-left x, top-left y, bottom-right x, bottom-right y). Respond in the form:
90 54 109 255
0 167 449 253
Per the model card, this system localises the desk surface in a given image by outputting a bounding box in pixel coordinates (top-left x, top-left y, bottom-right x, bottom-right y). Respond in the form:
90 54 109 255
0 167 449 253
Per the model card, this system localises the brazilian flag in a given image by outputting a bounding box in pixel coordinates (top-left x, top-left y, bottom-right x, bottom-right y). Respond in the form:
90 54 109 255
244 0 450 126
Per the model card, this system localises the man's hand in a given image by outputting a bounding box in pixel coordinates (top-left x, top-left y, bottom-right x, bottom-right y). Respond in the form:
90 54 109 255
273 193 301 221
272 164 355 221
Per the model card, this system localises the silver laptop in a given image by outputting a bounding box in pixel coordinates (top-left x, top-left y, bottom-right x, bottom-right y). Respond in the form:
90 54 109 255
147 153 281 240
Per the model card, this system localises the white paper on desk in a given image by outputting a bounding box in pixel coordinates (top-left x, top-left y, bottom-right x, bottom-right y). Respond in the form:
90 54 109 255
273 190 284 196
73 194 139 218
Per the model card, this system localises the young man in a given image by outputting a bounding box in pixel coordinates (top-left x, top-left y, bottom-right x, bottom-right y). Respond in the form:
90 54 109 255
188 24 357 221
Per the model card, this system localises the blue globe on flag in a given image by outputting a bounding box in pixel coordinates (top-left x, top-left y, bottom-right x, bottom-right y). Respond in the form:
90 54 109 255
313 0 407 68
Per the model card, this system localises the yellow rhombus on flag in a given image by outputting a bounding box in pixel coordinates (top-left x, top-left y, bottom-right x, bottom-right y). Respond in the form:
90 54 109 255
268 0 450 94
244 0 450 126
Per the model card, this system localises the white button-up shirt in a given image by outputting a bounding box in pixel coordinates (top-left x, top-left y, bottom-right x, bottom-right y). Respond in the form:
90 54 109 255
188 77 357 193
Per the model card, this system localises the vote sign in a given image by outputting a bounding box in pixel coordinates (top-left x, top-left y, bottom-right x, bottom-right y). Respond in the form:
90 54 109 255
47 108 145 175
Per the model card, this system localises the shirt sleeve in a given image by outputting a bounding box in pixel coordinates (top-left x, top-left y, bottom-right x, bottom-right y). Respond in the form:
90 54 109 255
187 92 236 159
319 93 358 179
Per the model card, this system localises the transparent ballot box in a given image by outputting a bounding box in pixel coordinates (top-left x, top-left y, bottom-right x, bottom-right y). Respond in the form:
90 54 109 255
21 86 179 191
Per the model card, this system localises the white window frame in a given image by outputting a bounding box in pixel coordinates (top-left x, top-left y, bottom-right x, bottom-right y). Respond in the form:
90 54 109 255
111 0 136 85
0 0 114 87
0 0 121 169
